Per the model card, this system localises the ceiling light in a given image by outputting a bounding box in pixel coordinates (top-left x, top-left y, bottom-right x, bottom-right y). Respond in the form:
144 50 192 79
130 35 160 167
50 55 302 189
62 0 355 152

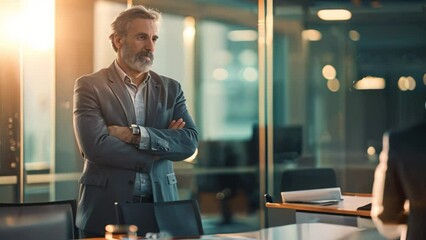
317 9 352 21
353 76 385 90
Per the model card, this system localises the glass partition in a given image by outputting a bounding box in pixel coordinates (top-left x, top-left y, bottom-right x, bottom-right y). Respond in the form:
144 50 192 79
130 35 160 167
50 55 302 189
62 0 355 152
195 19 260 233
270 0 426 199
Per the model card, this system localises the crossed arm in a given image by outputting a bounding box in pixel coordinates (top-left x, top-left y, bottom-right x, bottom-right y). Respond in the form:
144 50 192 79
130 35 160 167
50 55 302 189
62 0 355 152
107 118 186 145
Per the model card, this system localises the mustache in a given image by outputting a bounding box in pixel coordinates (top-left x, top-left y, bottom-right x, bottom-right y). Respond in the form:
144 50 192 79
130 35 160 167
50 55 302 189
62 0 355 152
137 51 154 61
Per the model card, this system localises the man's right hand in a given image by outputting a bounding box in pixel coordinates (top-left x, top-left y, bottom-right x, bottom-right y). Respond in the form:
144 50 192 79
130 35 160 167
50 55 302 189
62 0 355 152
169 118 185 129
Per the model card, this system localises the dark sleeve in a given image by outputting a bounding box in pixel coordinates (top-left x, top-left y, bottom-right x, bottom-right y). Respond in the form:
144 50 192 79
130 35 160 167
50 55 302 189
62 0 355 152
379 132 408 224
145 81 198 161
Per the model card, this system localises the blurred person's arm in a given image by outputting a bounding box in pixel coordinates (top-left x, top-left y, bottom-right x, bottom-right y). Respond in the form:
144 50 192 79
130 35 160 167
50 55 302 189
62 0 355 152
372 132 408 240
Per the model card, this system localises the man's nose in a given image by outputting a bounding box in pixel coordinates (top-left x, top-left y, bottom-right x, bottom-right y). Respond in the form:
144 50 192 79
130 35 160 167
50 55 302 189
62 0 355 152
145 39 155 51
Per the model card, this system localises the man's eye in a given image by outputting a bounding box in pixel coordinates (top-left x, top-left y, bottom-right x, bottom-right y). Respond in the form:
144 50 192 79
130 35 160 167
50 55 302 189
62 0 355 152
137 35 147 40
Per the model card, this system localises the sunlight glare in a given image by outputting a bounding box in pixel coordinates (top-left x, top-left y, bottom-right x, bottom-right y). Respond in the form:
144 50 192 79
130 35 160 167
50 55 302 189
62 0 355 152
22 0 55 50
0 2 22 47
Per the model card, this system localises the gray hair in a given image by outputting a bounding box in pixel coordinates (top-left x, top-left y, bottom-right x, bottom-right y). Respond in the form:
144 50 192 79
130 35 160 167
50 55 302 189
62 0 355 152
109 5 162 52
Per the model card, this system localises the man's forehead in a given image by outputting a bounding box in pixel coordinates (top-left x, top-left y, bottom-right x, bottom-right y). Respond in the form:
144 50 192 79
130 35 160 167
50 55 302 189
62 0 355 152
127 18 158 33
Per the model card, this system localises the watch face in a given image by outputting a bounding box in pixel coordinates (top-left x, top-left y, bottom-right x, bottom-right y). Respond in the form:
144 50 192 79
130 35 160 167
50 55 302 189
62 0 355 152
133 127 139 135
131 124 140 135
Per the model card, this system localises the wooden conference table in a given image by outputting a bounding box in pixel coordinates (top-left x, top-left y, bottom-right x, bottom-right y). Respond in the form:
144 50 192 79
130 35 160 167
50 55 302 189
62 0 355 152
80 222 372 240
265 194 373 228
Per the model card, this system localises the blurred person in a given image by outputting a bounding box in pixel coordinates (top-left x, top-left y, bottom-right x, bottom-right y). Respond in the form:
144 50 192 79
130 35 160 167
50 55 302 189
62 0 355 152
372 105 426 240
73 5 198 237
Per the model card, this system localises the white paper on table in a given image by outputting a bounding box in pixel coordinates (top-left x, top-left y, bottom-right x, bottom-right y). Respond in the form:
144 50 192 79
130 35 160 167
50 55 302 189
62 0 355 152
281 187 343 204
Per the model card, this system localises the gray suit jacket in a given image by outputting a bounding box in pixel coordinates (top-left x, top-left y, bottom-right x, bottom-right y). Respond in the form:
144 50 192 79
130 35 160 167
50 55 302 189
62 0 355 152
73 63 198 233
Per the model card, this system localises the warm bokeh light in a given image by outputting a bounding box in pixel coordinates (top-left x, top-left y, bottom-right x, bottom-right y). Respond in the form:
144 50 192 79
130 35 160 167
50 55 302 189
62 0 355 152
423 73 426 86
317 9 352 21
327 78 340 92
183 17 196 39
398 76 416 91
406 76 416 90
213 68 229 81
227 30 257 42
302 29 322 41
354 76 385 90
367 146 376 156
322 65 337 80
349 30 360 41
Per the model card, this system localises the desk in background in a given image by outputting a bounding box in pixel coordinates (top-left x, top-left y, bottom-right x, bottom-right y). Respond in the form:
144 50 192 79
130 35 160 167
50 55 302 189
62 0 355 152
265 194 373 228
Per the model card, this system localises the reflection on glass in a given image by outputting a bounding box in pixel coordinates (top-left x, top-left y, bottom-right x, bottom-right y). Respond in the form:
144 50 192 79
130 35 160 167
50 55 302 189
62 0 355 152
200 21 258 140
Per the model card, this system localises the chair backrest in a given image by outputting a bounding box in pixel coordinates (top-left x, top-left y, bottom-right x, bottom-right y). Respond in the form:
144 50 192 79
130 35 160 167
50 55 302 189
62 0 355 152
154 200 204 238
281 168 338 192
115 202 159 236
0 199 78 240
115 200 204 239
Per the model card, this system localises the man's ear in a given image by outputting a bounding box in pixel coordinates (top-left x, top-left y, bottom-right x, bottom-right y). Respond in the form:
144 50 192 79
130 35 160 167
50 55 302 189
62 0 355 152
113 34 123 49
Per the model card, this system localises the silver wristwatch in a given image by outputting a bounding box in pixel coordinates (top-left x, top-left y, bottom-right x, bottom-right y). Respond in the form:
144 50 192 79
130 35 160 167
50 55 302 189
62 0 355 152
130 124 140 135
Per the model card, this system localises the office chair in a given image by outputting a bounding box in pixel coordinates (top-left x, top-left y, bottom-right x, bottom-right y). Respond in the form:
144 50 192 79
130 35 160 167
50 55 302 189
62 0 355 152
114 202 159 237
281 168 338 192
154 200 204 238
115 199 204 239
0 199 78 240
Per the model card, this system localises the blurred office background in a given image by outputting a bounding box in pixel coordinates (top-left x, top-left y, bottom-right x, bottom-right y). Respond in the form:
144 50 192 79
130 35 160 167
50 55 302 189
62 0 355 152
0 0 425 235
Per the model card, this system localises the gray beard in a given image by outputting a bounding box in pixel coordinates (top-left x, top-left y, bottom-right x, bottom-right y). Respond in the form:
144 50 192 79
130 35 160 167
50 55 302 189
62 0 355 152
121 45 153 73
124 55 152 73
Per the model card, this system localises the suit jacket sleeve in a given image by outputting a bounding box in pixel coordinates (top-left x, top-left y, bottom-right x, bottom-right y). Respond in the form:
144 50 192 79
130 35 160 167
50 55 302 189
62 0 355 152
144 75 198 161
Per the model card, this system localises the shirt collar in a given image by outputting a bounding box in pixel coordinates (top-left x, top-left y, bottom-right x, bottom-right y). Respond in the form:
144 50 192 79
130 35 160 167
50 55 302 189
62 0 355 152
114 60 150 85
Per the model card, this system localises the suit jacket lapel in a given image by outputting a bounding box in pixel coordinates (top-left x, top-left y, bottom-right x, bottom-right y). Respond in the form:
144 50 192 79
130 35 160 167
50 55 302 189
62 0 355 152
107 63 135 125
146 71 160 127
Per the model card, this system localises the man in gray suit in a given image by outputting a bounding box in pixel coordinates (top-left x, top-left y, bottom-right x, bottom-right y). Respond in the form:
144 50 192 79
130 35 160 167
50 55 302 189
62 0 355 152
372 108 426 240
73 5 198 237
